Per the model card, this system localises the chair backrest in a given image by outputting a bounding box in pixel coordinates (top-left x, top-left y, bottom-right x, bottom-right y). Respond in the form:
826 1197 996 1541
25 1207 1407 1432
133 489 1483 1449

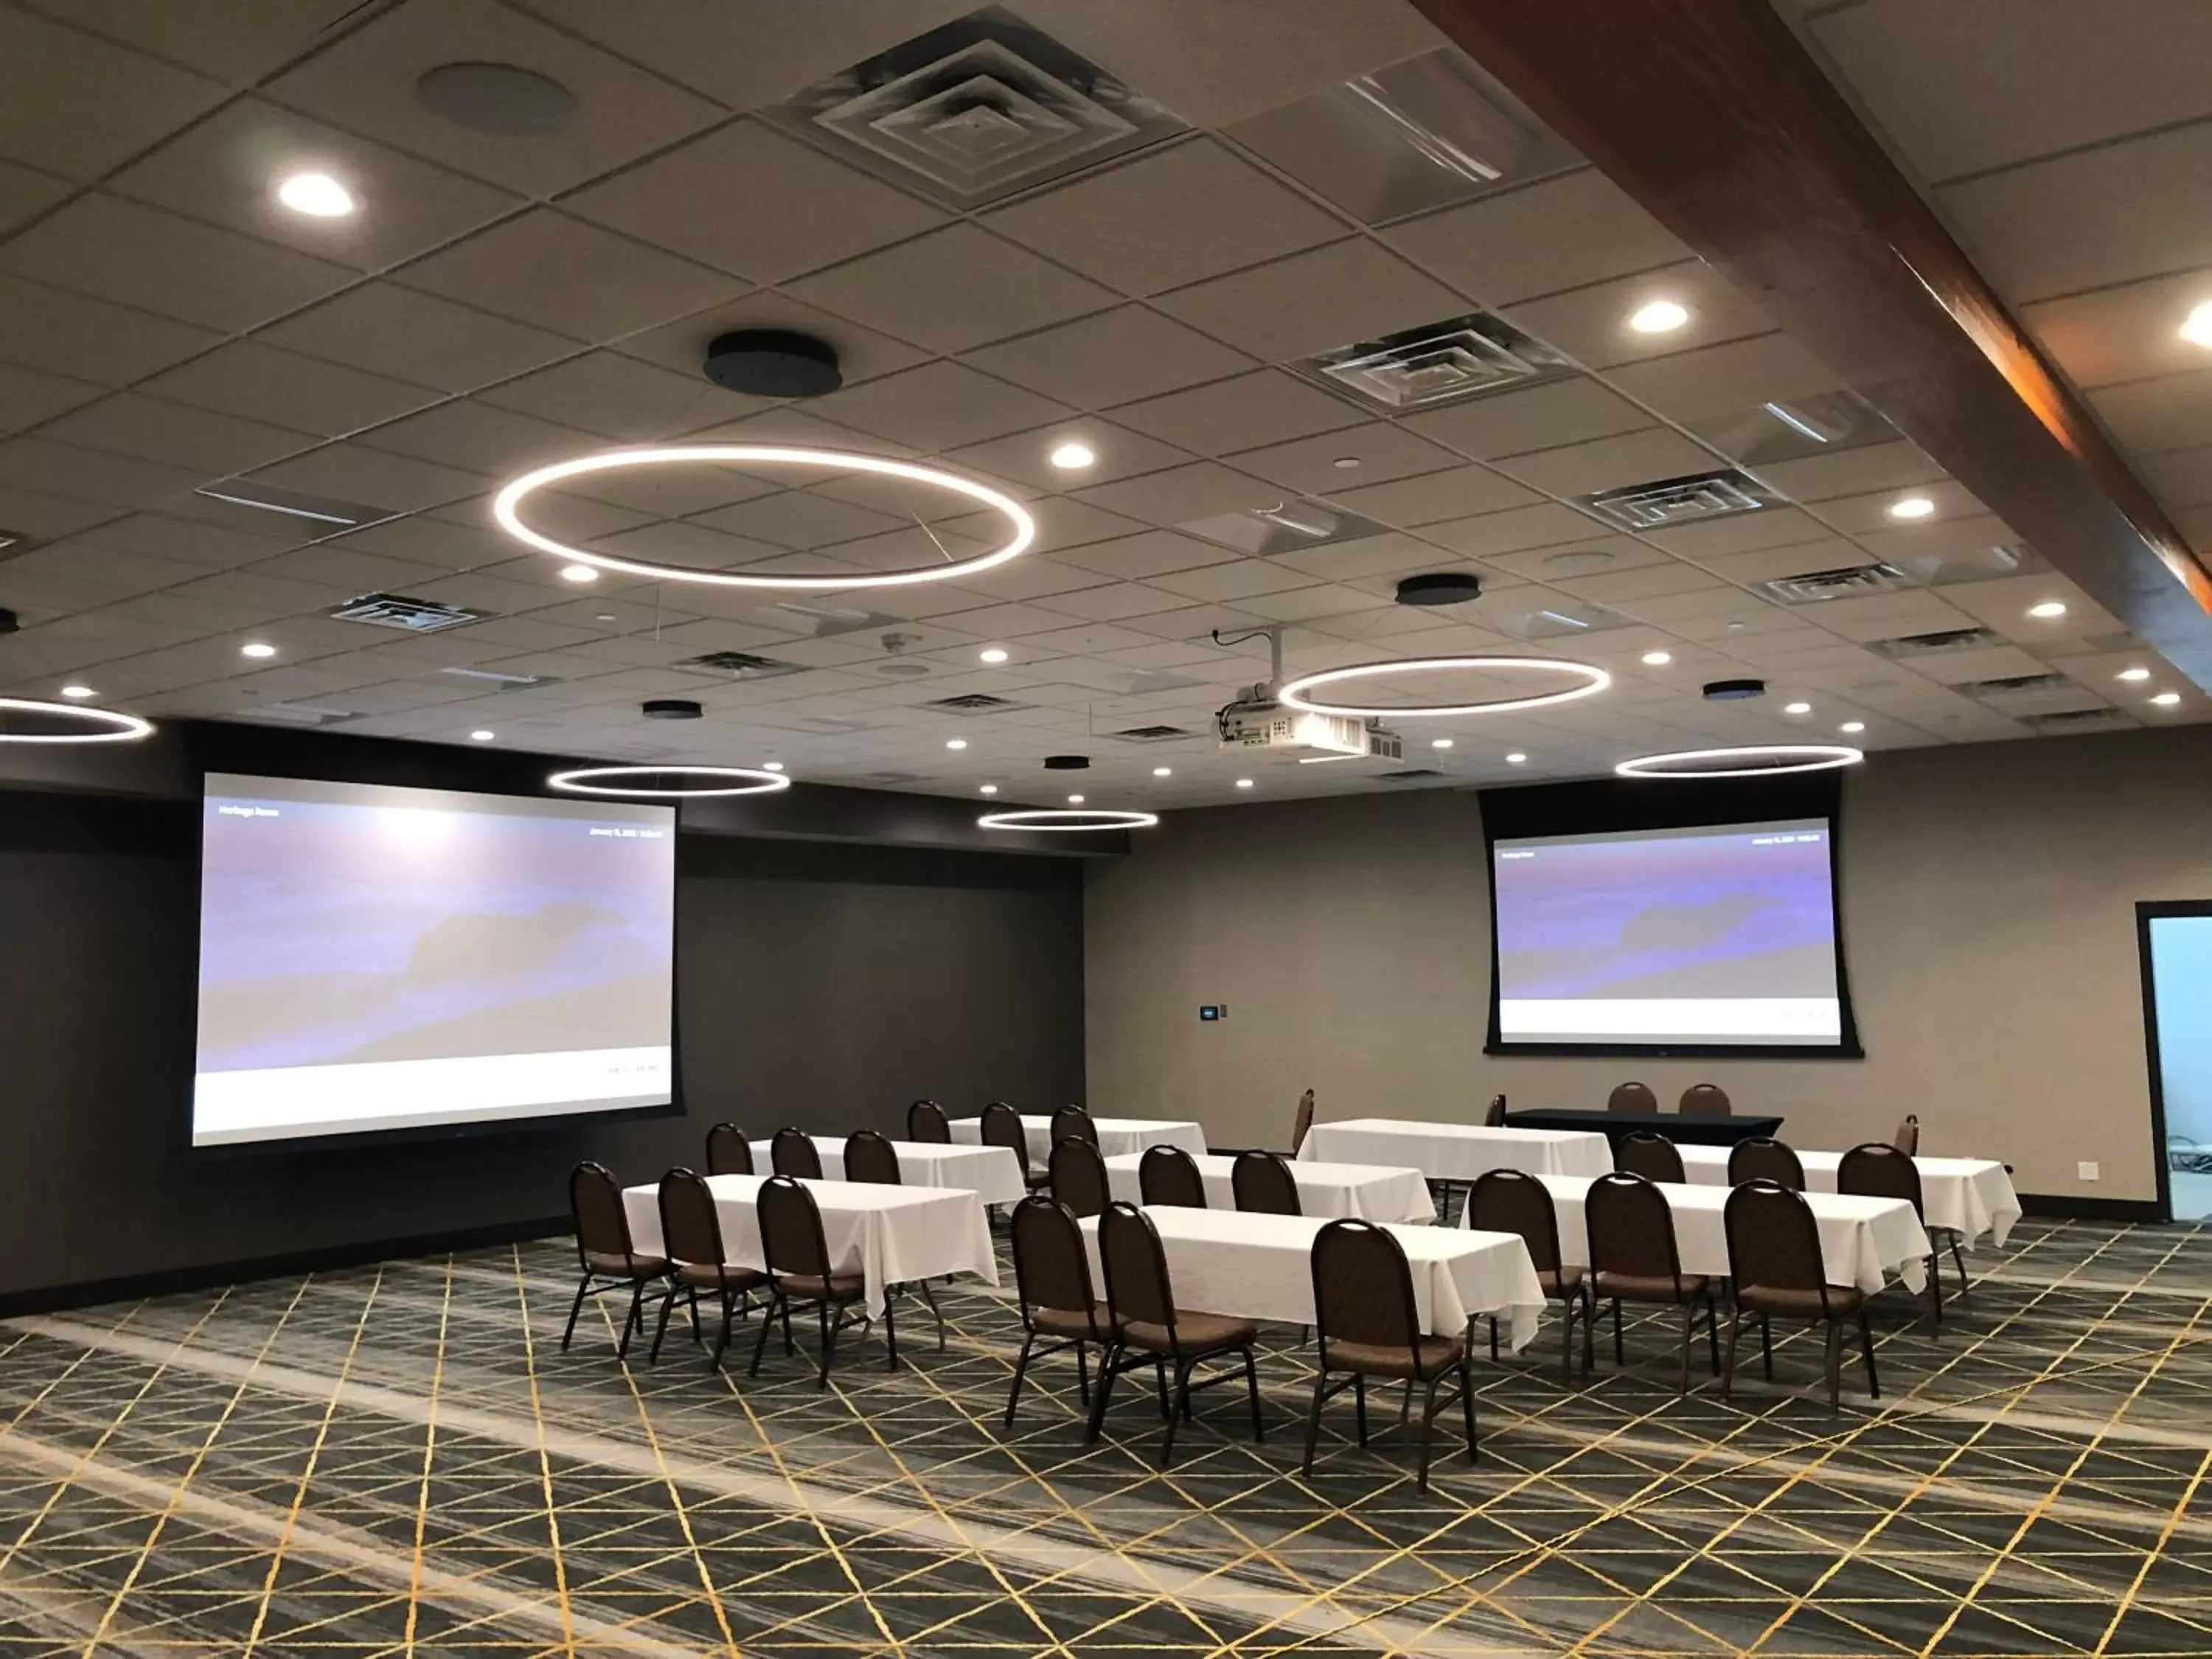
1467 1167 1564 1276
657 1166 725 1270
1231 1149 1301 1215
1678 1083 1732 1117
906 1099 950 1144
1310 1219 1422 1372
1484 1093 1508 1127
1138 1144 1206 1208
1009 1196 1101 1330
979 1101 1032 1179
1292 1087 1316 1152
770 1127 824 1180
1048 1137 1110 1218
1893 1113 1920 1155
1725 1180 1834 1312
757 1175 834 1280
569 1161 638 1267
1050 1105 1099 1148
703 1121 753 1177
1099 1201 1177 1336
1615 1130 1686 1183
1585 1172 1686 1293
1837 1141 1924 1217
842 1129 900 1185
1729 1135 1805 1190
1608 1080 1658 1113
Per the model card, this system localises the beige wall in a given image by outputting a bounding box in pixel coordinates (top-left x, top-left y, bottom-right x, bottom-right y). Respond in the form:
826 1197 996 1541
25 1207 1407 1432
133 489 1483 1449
1085 726 2212 1202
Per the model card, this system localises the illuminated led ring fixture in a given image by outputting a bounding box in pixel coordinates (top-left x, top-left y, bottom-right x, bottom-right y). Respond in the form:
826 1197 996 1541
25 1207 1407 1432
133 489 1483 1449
1276 655 1612 718
978 808 1160 832
546 765 793 798
0 696 154 744
494 445 1037 590
1615 743 1865 779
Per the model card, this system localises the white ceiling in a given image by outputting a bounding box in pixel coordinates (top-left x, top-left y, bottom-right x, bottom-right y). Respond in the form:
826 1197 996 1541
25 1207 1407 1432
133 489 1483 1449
0 0 2202 813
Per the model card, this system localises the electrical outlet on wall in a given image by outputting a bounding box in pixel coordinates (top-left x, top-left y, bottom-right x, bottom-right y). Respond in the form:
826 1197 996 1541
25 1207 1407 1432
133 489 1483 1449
2078 1161 2101 1181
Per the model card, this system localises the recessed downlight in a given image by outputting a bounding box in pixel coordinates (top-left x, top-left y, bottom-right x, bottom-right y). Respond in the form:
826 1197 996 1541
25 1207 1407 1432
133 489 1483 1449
1887 495 1936 521
560 564 599 583
1784 700 1812 714
1641 650 1672 667
2027 600 2068 619
979 647 1009 664
980 783 998 795
2183 301 2212 349
60 684 94 699
1068 793 1085 804
240 642 276 659
946 738 967 750
1048 440 1096 471
1627 299 1690 334
275 171 355 218
1235 778 1254 789
763 761 785 772
1840 720 1866 734
2118 667 2153 682
1431 737 1453 750
1506 752 1528 765
470 729 495 742
1152 766 1172 778
2152 692 2183 707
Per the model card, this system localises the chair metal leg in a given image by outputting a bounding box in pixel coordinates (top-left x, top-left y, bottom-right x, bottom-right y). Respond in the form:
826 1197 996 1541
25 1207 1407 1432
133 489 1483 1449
1927 1250 1944 1328
883 1293 899 1371
1244 1348 1265 1441
1004 1331 1036 1425
1823 1318 1843 1411
1581 1288 1596 1376
1161 1359 1191 1467
1076 1339 1092 1405
1353 1374 1369 1445
711 1293 733 1370
1677 1301 1696 1396
560 1276 591 1352
917 1278 946 1350
1759 1311 1775 1380
816 1303 839 1388
1704 1290 1722 1375
1155 1357 1172 1421
617 1281 645 1359
1558 1301 1575 1382
1612 1298 1626 1366
1948 1233 1970 1296
1415 1375 1443 1492
648 1286 678 1363
748 1291 779 1377
1720 1304 1741 1402
1084 1344 1123 1442
1489 1316 1499 1364
1857 1311 1880 1398
1458 1353 1478 1463
779 1298 795 1355
1300 1368 1328 1477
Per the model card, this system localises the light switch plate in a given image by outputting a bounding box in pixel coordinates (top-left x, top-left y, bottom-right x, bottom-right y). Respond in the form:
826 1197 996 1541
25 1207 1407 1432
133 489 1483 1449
2078 1161 2100 1180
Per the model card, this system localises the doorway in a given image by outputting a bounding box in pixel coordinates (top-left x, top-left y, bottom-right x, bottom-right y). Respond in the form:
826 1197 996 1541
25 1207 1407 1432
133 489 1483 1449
2140 903 2212 1222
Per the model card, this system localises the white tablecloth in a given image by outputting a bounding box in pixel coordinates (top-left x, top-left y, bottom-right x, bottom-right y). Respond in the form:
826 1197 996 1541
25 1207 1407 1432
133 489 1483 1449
749 1136 1028 1206
1102 1153 1433 1222
1673 1146 2021 1248
621 1175 998 1315
950 1114 1208 1163
1081 1208 1546 1350
1519 1174 1933 1295
1301 1118 1614 1181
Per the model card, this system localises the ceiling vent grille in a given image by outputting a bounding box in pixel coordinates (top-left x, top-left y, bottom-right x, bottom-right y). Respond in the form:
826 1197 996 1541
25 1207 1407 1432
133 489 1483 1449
927 692 1024 712
1377 768 1447 781
1757 563 1916 606
1111 724 1192 742
680 649 804 681
2023 707 2129 731
329 592 488 633
238 700 359 727
767 5 1185 206
1969 672 2071 696
1868 627 2000 660
1295 310 1571 411
1579 469 1776 531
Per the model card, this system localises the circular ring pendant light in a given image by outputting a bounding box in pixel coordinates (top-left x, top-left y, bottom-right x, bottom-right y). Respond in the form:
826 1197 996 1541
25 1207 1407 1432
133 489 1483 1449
1276 655 1611 718
1614 744 1863 779
546 765 793 798
978 808 1159 832
0 696 154 743
493 445 1036 590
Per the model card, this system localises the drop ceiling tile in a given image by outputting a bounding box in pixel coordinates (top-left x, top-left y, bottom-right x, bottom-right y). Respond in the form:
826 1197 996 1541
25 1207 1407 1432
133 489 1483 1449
1750 441 1949 504
0 7 224 180
1386 168 1689 306
355 400 602 478
142 341 443 438
1029 581 1194 623
0 363 105 434
41 392 317 478
1402 378 1655 462
1146 558 1318 603
1604 333 1846 423
967 307 1256 410
1553 561 1733 605
1811 480 1989 536
1230 422 1465 498
0 437 203 508
68 511 295 570
946 425 1192 493
2087 366 2212 455
472 349 745 441
2023 268 2212 389
259 282 578 394
1896 642 2054 686
0 159 69 234
1853 510 2018 563
1506 260 1775 370
1072 461 1276 527
789 223 1116 353
689 491 907 550
1792 588 1979 643
249 443 492 514
1941 571 2121 637
1692 538 1873 586
816 361 1075 451
1324 466 1540 528
0 193 353 333
1643 505 1836 558
1481 535 1675 582
1112 370 1366 456
983 137 1346 298
1233 583 1383 625
1153 240 1465 364
1053 531 1239 580
1422 502 1608 557
2139 443 2212 509
1495 428 1722 498
399 210 740 342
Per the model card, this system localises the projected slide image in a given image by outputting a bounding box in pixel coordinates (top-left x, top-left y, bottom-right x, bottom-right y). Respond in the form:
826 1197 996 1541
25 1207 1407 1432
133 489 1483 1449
1494 820 1845 1046
192 775 677 1146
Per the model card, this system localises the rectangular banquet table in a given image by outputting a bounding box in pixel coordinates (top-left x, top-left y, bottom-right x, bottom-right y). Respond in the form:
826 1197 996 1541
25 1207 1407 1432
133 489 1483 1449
1103 1152 1433 1222
621 1174 998 1315
1515 1172 1933 1295
749 1135 1028 1206
1505 1108 1785 1147
1301 1117 1614 1180
1672 1146 2022 1247
1081 1208 1547 1350
950 1113 1207 1163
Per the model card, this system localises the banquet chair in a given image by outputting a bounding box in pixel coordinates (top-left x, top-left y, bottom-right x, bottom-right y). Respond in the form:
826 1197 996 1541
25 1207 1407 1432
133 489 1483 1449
1139 1144 1206 1208
749 1176 872 1385
843 1129 900 1185
1615 1130 1686 1184
1585 1172 1719 1394
1729 1136 1805 1190
1483 1093 1508 1127
651 1167 765 1368
1679 1083 1733 1117
1048 1138 1110 1219
561 1161 672 1360
1090 1203 1263 1466
906 1099 950 1144
1608 1081 1659 1113
1467 1169 1592 1379
1231 1150 1301 1215
704 1121 753 1177
1838 1141 1961 1320
1004 1196 1115 1424
1302 1219 1478 1491
771 1127 824 1180
1051 1105 1099 1148
1722 1180 1879 1409
1291 1088 1316 1154
981 1101 1047 1192
1893 1113 1920 1155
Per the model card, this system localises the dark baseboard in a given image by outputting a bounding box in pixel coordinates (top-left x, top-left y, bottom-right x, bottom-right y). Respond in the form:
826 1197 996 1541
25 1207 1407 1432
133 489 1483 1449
0 1215 569 1319
2019 1194 2166 1222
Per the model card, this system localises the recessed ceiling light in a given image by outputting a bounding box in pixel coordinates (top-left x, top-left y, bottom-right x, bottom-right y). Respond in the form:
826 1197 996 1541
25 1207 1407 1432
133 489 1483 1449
979 783 998 795
2152 691 2183 706
763 761 785 772
2027 600 2068 619
2182 302 2212 348
1506 752 1528 765
1152 766 1172 778
1627 299 1690 335
1840 720 1866 734
1048 440 1096 471
1641 650 1673 667
470 729 495 742
240 642 276 659
594 612 617 622
60 684 94 699
1235 778 1255 789
1887 495 1936 521
1431 737 1453 749
945 738 967 750
560 564 599 583
1784 700 1812 714
2118 667 2153 682
275 171 355 218
1068 793 1085 804
1332 456 1363 470
979 647 1009 664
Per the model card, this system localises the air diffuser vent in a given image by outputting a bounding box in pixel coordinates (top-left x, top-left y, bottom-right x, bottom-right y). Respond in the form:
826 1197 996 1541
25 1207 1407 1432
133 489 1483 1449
2025 707 2130 731
928 692 1023 712
681 649 804 681
239 700 358 727
1579 469 1776 531
1867 627 2000 660
1295 311 1571 411
1377 768 1446 781
329 592 488 633
1969 672 2070 696
1111 725 1192 742
1756 563 1916 606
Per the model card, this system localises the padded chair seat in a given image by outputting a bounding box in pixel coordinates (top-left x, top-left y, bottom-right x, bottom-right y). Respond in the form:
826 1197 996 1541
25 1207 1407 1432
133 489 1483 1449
673 1261 768 1290
1032 1301 1115 1340
1538 1265 1585 1296
1736 1281 1865 1316
1120 1312 1258 1355
775 1271 866 1302
1595 1270 1709 1304
585 1250 667 1278
1322 1332 1467 1379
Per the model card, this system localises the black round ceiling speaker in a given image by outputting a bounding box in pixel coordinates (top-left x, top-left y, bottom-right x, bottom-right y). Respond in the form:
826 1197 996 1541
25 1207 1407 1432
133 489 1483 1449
641 698 703 720
0 607 16 636
1043 754 1091 771
703 330 844 398
1394 571 1484 607
1702 678 1767 701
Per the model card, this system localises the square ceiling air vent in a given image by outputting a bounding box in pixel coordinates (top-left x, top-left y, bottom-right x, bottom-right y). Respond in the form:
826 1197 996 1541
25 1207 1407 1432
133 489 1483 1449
1867 626 2000 660
681 650 804 681
1757 563 1917 606
2025 707 2130 731
1691 392 1896 466
1295 311 1571 411
1969 672 2071 696
329 593 489 633
238 700 359 727
766 5 1186 206
927 692 1024 712
1579 469 1776 531
1112 724 1192 742
1377 768 1446 781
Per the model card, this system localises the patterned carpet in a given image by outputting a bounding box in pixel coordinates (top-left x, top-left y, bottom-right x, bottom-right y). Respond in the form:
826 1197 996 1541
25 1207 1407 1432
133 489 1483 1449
1 1217 2208 1656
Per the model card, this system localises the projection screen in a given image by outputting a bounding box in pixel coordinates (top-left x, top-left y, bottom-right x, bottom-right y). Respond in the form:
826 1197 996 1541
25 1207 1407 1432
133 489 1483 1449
192 773 677 1147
